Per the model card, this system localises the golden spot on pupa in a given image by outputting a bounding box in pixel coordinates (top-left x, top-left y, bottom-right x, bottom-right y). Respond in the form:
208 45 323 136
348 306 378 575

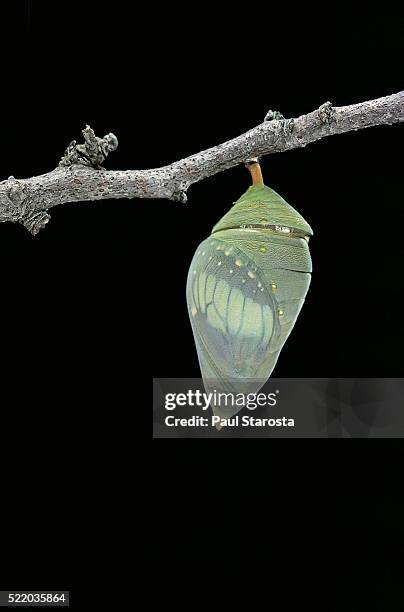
248 271 256 279
191 306 198 316
224 249 231 256
216 246 222 251
278 309 284 317
217 261 222 266
235 259 242 267
257 282 262 288
260 219 269 225
271 283 277 291
259 246 267 253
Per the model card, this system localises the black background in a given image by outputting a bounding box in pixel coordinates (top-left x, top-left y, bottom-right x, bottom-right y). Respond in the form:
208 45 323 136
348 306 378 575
1 2 404 609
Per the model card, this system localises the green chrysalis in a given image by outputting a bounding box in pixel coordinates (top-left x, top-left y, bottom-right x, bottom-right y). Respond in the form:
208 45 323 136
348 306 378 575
186 161 313 421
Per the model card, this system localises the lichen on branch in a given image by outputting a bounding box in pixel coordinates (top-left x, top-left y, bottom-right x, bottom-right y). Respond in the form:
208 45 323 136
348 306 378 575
59 125 118 169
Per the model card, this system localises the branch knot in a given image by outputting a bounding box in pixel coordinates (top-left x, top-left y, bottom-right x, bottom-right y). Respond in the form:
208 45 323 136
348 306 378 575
318 101 335 125
22 211 51 235
172 181 189 204
2 178 50 235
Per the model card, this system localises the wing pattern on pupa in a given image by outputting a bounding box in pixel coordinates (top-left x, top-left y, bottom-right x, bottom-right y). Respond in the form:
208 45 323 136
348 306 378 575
186 236 282 417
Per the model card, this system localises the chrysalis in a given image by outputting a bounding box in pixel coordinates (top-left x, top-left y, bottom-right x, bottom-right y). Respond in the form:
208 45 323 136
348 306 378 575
186 160 313 421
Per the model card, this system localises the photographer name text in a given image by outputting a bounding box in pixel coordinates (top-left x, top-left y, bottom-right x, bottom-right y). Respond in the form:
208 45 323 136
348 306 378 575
165 415 294 428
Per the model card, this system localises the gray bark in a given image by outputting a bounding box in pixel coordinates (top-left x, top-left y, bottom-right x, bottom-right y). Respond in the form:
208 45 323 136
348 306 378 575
1 92 403 234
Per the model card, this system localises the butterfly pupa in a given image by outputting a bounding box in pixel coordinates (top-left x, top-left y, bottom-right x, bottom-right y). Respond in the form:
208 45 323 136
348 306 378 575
186 160 313 422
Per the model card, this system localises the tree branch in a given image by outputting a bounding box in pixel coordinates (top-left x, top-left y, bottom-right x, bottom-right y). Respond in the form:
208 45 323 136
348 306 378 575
1 92 403 234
